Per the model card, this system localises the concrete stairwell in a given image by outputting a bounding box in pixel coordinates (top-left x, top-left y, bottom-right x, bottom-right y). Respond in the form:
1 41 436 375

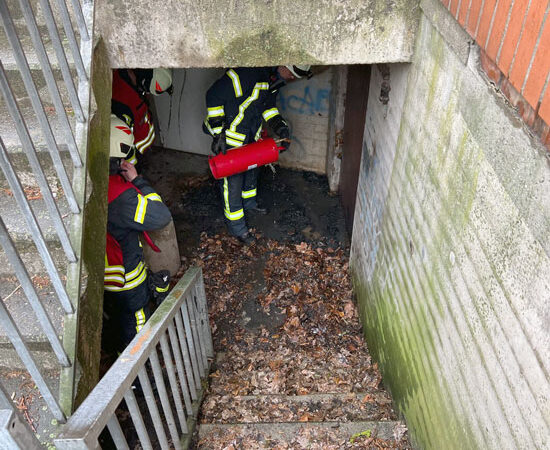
0 0 91 443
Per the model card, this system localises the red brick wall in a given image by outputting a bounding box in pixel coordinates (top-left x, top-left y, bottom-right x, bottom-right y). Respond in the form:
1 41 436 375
441 0 550 149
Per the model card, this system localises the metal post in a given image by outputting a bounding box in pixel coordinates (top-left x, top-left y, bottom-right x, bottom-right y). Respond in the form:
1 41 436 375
0 138 74 313
174 312 198 401
106 415 130 450
123 388 153 450
186 294 205 377
181 303 201 390
69 0 90 41
167 321 193 414
137 366 170 450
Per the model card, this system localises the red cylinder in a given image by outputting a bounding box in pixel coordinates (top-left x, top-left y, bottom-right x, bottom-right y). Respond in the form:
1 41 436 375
208 138 281 179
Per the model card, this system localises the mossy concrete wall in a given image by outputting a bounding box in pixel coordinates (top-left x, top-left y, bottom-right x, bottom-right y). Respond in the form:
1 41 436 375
95 0 420 68
73 39 111 409
350 0 550 448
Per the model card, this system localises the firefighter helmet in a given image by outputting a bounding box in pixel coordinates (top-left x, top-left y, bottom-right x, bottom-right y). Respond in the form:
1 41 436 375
285 65 313 79
110 114 135 158
149 68 173 95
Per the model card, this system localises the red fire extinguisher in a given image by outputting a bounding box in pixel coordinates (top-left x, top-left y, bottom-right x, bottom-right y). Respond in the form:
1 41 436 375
208 138 286 179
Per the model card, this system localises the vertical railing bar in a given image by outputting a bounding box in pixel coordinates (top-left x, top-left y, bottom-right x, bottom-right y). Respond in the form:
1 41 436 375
187 294 205 378
123 388 153 450
106 415 130 450
0 3 84 172
192 285 208 368
34 0 86 123
149 350 180 445
0 138 74 314
137 366 170 450
0 384 42 449
0 64 80 234
167 322 193 415
51 0 87 82
69 0 89 41
0 217 70 366
0 23 82 214
196 272 214 358
17 0 85 149
159 333 188 434
181 302 201 390
0 299 66 422
174 312 198 401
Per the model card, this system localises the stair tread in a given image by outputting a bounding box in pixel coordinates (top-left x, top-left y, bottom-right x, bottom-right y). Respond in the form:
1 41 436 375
0 277 65 342
197 420 409 449
200 392 397 424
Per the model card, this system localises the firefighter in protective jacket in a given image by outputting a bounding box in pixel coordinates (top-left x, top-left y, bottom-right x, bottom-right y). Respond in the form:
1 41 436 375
104 115 172 350
111 68 173 164
203 65 312 244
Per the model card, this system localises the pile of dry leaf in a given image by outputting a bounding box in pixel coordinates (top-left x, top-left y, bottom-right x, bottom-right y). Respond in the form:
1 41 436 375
178 233 410 449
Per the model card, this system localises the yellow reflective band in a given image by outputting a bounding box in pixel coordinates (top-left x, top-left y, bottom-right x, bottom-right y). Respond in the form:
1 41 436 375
144 193 162 202
225 129 246 141
135 308 146 333
134 194 148 224
104 274 125 284
212 127 223 134
125 261 145 282
156 285 169 293
262 108 279 121
207 106 225 117
105 265 125 273
122 267 147 290
136 125 155 154
241 188 257 199
229 82 269 134
227 69 242 97
254 126 262 141
224 208 244 220
125 153 137 165
225 137 243 148
203 118 214 135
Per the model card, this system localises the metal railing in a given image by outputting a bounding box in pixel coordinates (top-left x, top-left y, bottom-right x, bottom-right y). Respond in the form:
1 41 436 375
0 0 93 424
55 267 214 449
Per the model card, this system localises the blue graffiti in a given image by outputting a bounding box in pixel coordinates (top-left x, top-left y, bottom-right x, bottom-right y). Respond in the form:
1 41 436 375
278 86 330 116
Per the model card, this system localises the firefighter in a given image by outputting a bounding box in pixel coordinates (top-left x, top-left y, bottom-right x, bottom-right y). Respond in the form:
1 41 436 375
203 65 312 244
104 115 172 351
111 68 173 164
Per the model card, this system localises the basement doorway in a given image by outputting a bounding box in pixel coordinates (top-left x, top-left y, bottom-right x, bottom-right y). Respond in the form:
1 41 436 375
102 65 410 448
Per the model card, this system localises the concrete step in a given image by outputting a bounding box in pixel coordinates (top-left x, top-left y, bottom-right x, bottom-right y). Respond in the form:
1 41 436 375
0 276 65 370
209 348 383 396
197 420 408 449
200 392 397 424
0 185 71 276
0 366 62 446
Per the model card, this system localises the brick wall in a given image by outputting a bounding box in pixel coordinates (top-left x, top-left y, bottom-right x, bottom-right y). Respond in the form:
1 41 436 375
350 1 550 448
440 0 550 148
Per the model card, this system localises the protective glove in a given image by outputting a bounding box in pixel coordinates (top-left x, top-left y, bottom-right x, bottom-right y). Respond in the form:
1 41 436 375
277 125 290 152
211 132 227 155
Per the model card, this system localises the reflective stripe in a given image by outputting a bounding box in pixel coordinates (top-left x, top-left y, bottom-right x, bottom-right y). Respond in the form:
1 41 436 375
223 178 244 220
134 194 147 224
135 124 155 154
135 308 146 333
207 106 225 117
254 125 262 141
242 188 256 199
227 69 242 97
105 265 125 273
229 82 269 136
125 153 138 165
144 193 162 202
262 108 279 121
212 126 223 134
125 261 145 282
225 129 246 141
225 137 243 148
104 270 147 292
156 285 170 293
203 118 215 135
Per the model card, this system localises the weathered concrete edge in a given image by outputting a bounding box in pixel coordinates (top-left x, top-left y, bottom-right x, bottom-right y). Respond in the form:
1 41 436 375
421 0 472 65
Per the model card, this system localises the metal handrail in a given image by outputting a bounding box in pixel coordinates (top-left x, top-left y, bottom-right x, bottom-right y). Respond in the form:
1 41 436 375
0 384 41 449
54 267 214 449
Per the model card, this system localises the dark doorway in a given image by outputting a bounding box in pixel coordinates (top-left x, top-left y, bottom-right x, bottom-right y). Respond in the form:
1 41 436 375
339 65 371 235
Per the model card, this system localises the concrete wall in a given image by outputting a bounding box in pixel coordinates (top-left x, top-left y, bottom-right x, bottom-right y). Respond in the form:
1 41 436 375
154 67 332 173
95 0 420 69
350 0 550 448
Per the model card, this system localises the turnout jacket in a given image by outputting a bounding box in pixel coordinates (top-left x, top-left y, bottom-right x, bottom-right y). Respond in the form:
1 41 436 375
112 70 156 158
203 67 286 148
104 174 171 292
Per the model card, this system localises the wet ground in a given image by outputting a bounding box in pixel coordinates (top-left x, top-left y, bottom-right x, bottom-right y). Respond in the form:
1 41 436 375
141 146 349 259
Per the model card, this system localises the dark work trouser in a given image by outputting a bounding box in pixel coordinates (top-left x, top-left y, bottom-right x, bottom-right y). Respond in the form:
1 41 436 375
219 167 259 237
104 279 151 352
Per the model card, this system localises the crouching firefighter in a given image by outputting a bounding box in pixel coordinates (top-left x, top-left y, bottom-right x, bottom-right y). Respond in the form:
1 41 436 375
104 115 172 351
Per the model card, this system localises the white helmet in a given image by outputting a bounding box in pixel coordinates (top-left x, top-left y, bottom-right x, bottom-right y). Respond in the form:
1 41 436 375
285 65 312 79
149 68 173 95
110 114 135 158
